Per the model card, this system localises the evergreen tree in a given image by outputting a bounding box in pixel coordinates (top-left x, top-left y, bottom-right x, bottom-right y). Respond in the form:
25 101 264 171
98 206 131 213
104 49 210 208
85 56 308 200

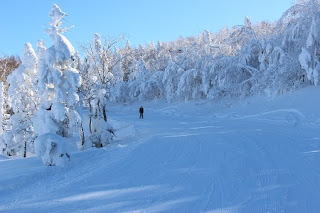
1 43 38 157
32 4 82 165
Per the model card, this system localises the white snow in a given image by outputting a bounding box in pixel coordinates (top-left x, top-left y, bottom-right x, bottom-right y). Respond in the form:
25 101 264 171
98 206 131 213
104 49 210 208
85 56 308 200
0 155 8 160
1 86 320 212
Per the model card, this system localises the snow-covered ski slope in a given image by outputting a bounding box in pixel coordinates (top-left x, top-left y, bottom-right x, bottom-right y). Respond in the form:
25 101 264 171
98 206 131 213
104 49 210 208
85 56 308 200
1 87 320 213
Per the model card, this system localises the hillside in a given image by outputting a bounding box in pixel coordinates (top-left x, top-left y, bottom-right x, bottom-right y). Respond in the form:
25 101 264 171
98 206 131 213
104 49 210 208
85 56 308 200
1 86 320 212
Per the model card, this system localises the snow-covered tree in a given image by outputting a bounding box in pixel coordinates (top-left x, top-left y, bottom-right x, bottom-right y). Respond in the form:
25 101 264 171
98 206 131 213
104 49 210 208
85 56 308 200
126 57 155 100
0 83 3 153
121 41 134 81
1 43 38 157
143 71 164 100
128 58 137 81
135 57 149 81
162 59 184 102
112 49 124 83
0 55 21 83
144 41 158 71
80 33 118 148
176 69 203 101
299 1 320 85
32 4 82 164
156 41 171 71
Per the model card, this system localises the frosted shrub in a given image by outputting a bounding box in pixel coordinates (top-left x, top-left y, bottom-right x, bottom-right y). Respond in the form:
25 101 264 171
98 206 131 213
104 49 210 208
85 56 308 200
87 118 115 148
35 133 76 166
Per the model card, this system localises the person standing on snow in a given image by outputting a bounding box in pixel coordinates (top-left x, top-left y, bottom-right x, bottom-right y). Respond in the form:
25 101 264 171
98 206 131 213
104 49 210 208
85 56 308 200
139 106 144 119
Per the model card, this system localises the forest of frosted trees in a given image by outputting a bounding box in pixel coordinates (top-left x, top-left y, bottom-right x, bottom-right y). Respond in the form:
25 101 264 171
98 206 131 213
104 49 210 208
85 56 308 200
0 0 320 164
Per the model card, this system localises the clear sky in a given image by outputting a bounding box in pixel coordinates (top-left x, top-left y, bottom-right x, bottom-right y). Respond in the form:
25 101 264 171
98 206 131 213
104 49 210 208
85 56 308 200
0 0 294 56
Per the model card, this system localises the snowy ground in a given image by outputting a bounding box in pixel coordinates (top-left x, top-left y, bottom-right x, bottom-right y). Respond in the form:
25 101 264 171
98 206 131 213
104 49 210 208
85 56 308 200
1 87 320 213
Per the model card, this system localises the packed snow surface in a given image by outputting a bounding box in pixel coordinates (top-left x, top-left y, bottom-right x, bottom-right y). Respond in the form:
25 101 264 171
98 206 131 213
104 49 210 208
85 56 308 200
1 87 320 212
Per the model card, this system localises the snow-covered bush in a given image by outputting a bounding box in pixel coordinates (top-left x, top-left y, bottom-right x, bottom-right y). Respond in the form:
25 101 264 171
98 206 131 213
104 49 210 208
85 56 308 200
34 133 75 166
86 118 115 148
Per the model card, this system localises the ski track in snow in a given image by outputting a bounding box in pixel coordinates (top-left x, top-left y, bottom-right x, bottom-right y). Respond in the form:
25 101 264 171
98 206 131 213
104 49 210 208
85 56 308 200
1 87 320 212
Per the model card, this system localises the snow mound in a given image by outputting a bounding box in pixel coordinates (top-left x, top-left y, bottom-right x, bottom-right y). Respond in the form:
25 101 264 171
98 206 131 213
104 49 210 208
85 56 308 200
159 106 182 117
256 109 305 125
109 119 136 141
235 109 305 125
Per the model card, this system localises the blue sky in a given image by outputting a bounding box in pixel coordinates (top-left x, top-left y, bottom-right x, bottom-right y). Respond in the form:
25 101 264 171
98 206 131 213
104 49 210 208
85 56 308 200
0 0 294 56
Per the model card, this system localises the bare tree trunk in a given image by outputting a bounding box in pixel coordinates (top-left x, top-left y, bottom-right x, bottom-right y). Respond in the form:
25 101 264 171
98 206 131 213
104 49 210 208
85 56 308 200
23 133 27 158
89 99 92 134
97 100 101 117
103 105 107 122
62 119 69 137
312 40 317 85
89 116 92 134
80 124 85 146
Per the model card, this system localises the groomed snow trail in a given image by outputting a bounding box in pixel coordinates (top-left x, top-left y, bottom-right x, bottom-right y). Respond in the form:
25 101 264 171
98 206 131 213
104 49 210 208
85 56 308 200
1 87 320 212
